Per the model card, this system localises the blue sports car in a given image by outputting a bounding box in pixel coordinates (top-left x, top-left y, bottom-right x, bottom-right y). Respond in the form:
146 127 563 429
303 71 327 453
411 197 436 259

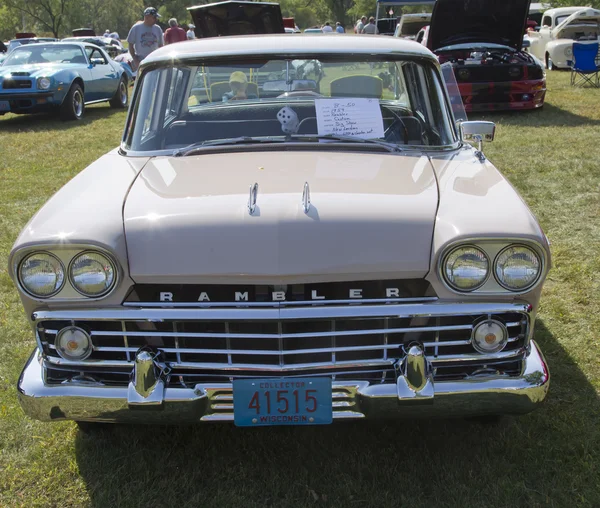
0 42 132 120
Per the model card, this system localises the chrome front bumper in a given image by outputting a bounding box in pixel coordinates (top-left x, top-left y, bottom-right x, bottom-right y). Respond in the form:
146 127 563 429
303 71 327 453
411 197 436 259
17 341 549 424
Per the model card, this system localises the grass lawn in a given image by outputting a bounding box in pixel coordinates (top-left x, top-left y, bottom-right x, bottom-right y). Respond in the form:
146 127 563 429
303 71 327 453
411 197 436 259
0 71 599 507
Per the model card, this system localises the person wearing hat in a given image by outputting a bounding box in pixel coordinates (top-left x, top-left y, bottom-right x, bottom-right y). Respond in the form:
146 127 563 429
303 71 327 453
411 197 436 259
126 7 164 71
187 24 196 40
222 71 257 102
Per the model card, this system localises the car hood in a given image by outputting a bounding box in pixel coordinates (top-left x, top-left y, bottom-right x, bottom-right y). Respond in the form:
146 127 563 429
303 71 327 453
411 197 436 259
428 0 530 52
123 151 439 284
553 8 600 39
0 64 75 78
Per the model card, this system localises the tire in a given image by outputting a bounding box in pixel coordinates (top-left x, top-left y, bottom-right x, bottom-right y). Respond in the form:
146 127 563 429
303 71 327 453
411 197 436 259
546 53 556 71
60 83 84 121
109 76 128 109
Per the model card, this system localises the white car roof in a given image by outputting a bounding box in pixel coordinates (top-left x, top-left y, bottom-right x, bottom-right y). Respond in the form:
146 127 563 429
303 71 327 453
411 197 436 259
142 34 436 66
543 7 587 18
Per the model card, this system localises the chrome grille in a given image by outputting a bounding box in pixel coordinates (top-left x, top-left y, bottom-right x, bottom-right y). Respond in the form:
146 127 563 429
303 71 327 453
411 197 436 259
36 302 529 384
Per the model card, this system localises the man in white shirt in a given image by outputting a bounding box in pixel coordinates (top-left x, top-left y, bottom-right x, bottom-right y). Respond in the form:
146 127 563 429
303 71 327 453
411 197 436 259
322 22 334 33
127 7 164 71
187 24 196 39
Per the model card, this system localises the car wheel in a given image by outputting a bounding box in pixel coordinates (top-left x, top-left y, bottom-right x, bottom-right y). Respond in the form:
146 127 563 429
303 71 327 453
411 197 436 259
60 83 84 121
546 53 556 71
109 76 128 109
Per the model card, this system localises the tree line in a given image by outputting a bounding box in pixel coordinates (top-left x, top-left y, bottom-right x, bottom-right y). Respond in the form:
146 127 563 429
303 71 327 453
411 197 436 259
1 0 598 42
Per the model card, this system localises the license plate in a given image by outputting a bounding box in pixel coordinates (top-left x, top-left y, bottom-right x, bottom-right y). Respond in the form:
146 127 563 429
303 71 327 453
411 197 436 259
233 377 332 427
0 101 10 111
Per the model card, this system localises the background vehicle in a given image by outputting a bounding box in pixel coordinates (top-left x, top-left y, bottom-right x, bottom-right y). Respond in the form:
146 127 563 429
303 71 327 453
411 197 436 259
427 0 546 112
187 0 285 38
527 7 600 70
0 42 130 120
393 13 431 40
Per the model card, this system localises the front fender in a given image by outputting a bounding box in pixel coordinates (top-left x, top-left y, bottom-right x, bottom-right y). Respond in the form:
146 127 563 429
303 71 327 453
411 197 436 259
546 40 572 68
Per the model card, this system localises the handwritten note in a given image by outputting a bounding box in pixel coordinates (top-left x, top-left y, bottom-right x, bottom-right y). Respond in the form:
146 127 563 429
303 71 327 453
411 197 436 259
315 98 384 139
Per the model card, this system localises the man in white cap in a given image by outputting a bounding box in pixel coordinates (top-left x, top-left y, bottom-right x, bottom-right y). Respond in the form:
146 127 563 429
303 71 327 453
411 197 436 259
126 6 164 71
187 24 196 40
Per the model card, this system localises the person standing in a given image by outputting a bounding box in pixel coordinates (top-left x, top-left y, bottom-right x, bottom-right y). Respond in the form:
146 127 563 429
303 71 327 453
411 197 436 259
164 18 187 44
361 17 379 34
187 24 196 39
126 6 164 71
355 16 367 33
335 22 345 33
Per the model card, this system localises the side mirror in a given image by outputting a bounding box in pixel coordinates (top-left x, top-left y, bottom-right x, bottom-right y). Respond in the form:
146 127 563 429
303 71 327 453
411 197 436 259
90 57 104 66
460 121 495 161
522 39 531 48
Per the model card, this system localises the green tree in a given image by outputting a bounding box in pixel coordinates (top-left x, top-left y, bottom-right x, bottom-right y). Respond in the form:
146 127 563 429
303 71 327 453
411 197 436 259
3 0 73 38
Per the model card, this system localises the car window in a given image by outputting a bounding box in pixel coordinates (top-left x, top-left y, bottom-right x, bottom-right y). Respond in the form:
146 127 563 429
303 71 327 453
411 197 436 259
125 57 456 153
89 48 107 64
3 44 86 65
542 16 552 27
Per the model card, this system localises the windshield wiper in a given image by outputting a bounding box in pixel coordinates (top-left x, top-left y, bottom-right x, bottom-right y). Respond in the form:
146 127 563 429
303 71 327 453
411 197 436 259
289 134 402 153
175 134 402 157
175 137 284 156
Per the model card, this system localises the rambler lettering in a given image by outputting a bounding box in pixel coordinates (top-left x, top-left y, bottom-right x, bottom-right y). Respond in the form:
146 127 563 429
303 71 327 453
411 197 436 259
157 287 405 302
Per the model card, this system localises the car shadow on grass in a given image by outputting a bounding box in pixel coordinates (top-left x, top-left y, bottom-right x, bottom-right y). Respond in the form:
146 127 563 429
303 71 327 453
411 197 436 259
0 104 125 132
74 319 599 508
469 103 600 128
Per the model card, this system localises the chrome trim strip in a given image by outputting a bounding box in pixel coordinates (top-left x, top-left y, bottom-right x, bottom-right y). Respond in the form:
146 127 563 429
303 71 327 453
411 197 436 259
33 302 531 321
43 348 526 369
41 323 477 339
121 297 439 307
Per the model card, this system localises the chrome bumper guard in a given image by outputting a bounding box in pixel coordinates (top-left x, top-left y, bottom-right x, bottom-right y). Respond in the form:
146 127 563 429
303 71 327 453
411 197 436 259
18 341 549 423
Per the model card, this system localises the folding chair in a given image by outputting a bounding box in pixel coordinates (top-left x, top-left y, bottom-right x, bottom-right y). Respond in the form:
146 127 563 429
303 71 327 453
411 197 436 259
569 42 600 88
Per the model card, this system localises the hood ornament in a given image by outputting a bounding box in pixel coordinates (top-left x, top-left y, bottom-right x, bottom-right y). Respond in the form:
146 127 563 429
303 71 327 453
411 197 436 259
248 183 259 215
302 182 311 214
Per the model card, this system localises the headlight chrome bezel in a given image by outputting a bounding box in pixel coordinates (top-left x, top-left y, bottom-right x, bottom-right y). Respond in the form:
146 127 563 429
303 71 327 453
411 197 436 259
493 244 542 292
439 240 547 294
68 250 117 298
18 251 66 298
441 244 491 292
13 246 120 301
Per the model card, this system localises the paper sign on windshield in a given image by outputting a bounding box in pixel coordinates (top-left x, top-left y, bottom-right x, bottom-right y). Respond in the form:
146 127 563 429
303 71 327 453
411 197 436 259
315 98 385 139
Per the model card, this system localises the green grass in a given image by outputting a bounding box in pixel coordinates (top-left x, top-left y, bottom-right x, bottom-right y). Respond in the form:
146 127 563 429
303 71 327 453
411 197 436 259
1 72 599 507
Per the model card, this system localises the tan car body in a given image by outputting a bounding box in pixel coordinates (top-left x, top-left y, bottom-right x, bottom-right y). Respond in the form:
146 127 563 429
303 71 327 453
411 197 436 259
11 35 551 425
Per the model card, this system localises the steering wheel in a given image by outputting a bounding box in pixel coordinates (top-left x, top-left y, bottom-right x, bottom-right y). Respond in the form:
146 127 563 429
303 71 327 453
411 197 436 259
384 111 409 145
276 91 323 98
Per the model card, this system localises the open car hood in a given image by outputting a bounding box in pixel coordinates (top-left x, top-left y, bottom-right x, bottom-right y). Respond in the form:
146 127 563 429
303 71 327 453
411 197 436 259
427 0 531 51
553 8 600 39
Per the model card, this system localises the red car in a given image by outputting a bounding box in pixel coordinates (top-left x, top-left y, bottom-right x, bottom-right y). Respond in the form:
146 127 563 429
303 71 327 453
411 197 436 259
427 0 546 112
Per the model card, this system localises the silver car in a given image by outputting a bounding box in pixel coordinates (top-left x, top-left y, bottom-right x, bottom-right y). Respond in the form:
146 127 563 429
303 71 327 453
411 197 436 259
11 34 550 429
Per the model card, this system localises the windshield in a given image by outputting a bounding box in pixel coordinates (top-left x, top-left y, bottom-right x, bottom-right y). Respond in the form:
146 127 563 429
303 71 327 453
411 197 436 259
124 56 456 154
3 44 86 66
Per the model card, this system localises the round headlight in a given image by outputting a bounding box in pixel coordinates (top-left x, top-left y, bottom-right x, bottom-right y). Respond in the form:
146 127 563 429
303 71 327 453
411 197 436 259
69 251 116 297
56 326 92 361
18 252 65 298
565 47 573 57
472 319 508 354
495 245 541 291
38 77 51 90
443 246 489 291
